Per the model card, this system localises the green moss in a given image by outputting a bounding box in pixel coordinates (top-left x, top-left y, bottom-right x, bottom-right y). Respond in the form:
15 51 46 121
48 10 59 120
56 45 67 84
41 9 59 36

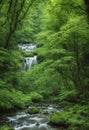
0 125 14 130
28 106 39 114
50 105 89 129
50 112 69 127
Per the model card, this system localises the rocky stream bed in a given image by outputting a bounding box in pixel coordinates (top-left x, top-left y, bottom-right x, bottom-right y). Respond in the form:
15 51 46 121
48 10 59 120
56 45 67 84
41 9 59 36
0 104 65 130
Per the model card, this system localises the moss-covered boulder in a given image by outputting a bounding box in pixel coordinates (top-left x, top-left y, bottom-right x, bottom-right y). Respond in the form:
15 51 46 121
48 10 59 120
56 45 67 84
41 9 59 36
28 106 39 114
50 105 89 130
50 112 69 127
0 125 14 130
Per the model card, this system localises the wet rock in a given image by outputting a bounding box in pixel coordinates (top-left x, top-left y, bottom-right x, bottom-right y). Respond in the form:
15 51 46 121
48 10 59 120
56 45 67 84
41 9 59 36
36 122 40 126
4 104 63 130
43 110 49 115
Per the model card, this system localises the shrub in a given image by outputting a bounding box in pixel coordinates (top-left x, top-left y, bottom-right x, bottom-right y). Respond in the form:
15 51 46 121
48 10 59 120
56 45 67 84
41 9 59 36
59 90 78 103
30 92 43 103
0 89 32 110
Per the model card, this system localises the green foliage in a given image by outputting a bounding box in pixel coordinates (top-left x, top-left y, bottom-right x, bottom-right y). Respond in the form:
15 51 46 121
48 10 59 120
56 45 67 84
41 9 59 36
0 47 33 110
0 0 37 48
31 0 89 97
50 112 69 126
0 48 23 91
50 104 89 129
15 1 46 43
19 62 61 99
59 90 78 103
29 92 43 102
0 126 14 130
0 48 23 73
0 0 89 120
0 89 31 110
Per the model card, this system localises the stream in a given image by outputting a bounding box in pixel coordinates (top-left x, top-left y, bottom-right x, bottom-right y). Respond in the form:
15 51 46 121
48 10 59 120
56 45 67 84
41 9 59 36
1 104 63 130
0 44 64 129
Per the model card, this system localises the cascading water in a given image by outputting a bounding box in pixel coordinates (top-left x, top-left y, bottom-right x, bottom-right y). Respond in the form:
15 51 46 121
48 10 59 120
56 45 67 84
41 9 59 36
23 56 37 71
6 104 62 130
18 43 36 52
0 43 64 130
18 43 37 71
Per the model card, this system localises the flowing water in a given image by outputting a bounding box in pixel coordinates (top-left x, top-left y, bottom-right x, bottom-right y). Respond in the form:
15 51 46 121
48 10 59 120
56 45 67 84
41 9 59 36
0 44 64 129
18 43 37 71
18 43 36 52
23 56 37 71
4 104 63 130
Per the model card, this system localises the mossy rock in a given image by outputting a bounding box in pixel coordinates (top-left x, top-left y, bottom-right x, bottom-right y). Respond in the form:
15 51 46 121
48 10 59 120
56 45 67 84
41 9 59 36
50 105 89 129
0 125 14 130
28 106 39 114
50 112 68 127
50 111 85 127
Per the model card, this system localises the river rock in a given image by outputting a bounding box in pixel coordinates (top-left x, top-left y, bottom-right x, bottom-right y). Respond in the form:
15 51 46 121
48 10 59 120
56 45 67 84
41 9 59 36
28 106 39 114
43 110 49 114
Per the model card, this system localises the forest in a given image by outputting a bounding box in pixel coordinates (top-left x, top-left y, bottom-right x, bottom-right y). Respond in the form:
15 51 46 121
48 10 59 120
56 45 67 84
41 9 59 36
0 0 89 130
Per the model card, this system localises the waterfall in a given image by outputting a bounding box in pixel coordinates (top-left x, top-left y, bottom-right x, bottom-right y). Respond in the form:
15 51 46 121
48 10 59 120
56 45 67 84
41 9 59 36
18 43 37 71
23 56 37 71
18 43 36 52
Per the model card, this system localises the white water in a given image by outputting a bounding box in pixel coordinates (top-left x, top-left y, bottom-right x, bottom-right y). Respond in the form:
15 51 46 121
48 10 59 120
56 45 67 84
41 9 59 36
23 56 37 71
18 43 37 71
7 104 62 130
18 43 36 52
8 44 64 130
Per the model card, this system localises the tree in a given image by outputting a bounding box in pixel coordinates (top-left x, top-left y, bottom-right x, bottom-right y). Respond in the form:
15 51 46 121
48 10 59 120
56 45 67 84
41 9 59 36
34 0 89 95
0 0 37 49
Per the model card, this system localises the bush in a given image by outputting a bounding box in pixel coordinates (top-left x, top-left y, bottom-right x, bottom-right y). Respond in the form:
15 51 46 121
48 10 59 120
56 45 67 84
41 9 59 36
30 92 43 103
59 90 78 103
0 89 32 110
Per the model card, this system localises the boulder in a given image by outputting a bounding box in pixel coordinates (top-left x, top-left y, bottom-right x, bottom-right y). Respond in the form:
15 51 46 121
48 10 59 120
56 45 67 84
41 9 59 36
28 106 39 114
